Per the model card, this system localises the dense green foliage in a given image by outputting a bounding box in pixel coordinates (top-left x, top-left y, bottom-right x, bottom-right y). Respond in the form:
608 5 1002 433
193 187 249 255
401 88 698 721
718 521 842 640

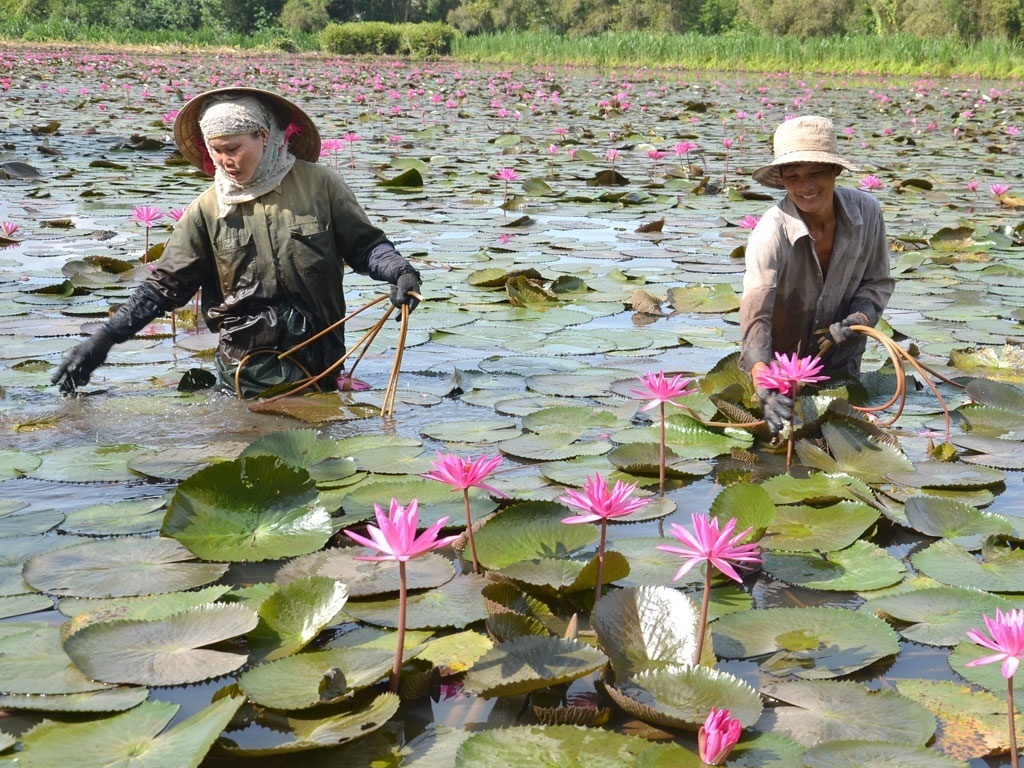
320 20 456 55
2 0 1023 40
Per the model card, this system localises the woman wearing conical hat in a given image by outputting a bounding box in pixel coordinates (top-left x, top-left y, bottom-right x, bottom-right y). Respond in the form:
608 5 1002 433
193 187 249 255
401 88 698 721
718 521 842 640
740 115 894 434
53 87 421 398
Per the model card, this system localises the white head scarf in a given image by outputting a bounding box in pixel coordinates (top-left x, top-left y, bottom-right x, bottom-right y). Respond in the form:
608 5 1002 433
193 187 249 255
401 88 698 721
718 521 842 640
199 95 296 217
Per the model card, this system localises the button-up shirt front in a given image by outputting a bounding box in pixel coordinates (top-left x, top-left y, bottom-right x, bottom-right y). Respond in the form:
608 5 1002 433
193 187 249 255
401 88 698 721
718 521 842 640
739 185 894 378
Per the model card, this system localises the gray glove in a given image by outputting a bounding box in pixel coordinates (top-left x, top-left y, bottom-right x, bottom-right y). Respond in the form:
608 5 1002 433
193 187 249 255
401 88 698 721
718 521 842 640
52 284 168 393
827 311 869 346
390 268 421 314
52 329 116 394
756 386 794 436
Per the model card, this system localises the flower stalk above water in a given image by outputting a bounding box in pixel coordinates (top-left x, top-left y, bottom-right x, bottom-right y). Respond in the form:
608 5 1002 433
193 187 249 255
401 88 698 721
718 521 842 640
344 498 458 693
657 513 761 665
422 452 505 574
630 371 697 496
560 473 650 608
965 607 1024 768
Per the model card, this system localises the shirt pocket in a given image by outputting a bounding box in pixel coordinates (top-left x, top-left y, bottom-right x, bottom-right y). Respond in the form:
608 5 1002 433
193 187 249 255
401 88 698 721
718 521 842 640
287 217 337 280
212 230 258 304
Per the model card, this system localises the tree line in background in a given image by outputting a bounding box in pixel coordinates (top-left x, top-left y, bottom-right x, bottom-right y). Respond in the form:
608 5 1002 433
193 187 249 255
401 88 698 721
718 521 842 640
2 0 1022 42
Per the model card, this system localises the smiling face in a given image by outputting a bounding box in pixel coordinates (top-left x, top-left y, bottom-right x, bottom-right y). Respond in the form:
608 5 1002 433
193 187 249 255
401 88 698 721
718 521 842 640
206 130 267 184
779 162 840 219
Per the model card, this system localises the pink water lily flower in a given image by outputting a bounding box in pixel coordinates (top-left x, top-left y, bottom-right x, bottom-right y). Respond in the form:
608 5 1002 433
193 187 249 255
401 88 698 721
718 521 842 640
737 214 760 229
699 708 743 766
560 472 650 524
755 351 829 397
991 183 1011 197
630 371 697 412
133 205 163 228
858 174 884 190
657 513 761 584
423 452 505 496
423 452 505 573
966 608 1024 680
1 222 20 238
561 473 650 607
343 498 458 563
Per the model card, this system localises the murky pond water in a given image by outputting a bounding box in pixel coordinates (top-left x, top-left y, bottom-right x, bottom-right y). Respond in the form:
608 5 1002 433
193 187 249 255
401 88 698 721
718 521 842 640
1 46 1024 766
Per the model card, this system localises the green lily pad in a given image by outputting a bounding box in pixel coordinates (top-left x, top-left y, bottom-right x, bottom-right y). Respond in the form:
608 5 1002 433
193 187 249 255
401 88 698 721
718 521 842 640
886 461 1006 489
162 455 333 562
343 574 489 629
759 679 936 747
799 740 968 767
57 585 233 622
0 623 112 695
23 443 151 483
761 473 876 505
63 604 259 685
496 428 613 461
523 405 629 432
248 577 350 662
709 481 776 538
336 476 499 527
473 501 599 569
22 537 228 598
605 664 763 730
0 593 52 619
949 639 1024 695
0 508 62 537
895 677 1022 759
238 645 401 709
463 636 608 697
950 434 1024 469
240 428 358 483
217 693 400 756
861 587 1017 646
59 497 167 536
910 538 1024 592
796 421 913 483
0 448 41 478
712 606 900 679
903 495 1013 548
761 541 905 591
454 724 702 767
277 549 455 598
762 501 878 552
5 695 243 768
591 585 699 679
605 442 714 479
0 685 150 713
420 417 521 443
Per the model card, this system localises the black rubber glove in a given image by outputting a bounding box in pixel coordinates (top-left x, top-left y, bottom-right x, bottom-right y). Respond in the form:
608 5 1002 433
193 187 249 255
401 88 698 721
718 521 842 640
390 268 421 314
756 386 794 436
52 329 116 394
52 284 168 393
827 311 869 346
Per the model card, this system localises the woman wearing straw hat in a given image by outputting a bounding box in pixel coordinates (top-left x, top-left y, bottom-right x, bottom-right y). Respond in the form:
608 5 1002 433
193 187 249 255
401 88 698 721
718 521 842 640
52 87 421 398
740 114 894 434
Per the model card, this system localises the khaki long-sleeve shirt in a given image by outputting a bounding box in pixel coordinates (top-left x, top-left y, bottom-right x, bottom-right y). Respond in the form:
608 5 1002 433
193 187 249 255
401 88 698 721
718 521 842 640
739 186 894 379
145 160 410 394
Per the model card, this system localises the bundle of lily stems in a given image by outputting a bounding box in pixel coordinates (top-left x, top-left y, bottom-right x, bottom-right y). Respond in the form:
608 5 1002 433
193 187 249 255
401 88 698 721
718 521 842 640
234 292 422 417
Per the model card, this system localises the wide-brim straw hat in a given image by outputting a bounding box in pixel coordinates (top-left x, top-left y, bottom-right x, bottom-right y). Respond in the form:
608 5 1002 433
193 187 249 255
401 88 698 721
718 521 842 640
751 115 858 189
173 87 321 174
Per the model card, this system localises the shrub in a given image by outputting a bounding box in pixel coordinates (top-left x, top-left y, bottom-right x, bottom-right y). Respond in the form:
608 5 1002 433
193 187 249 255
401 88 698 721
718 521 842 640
320 21 456 55
279 0 328 33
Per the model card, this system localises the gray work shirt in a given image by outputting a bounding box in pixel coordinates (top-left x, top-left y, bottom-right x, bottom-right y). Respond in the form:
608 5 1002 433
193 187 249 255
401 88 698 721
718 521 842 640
739 185 894 378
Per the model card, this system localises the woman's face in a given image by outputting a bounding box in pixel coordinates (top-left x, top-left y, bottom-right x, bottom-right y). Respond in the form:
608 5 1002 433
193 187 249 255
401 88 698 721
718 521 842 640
206 129 267 184
779 162 840 219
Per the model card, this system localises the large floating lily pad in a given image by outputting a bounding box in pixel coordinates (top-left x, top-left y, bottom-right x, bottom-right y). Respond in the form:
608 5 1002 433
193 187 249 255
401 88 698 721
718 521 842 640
454 724 703 767
463 636 608 697
162 455 332 562
902 495 1013 548
762 501 877 552
759 679 936 747
23 443 151 483
910 537 1024 592
473 501 599 569
343 574 489 629
861 586 1016 646
248 577 350 662
799 740 969 767
591 585 699 679
22 537 228 598
336 476 498 527
277 549 455 598
5 695 243 768
63 604 259 685
761 540 905 592
0 623 112 695
240 428 358 483
0 685 150 714
712 606 900 679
